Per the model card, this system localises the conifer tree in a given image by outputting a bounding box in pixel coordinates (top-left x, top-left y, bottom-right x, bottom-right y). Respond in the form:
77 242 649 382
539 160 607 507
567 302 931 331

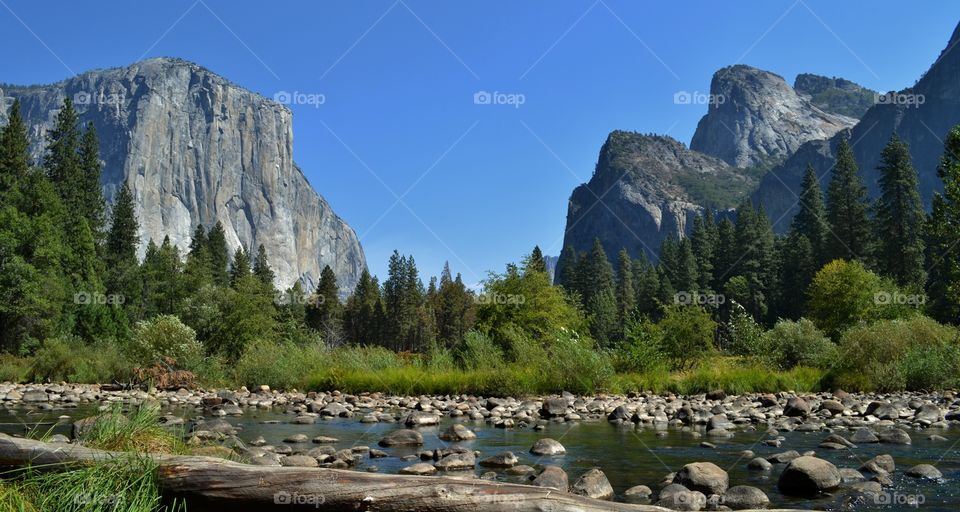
344 268 382 344
435 262 475 346
78 121 105 246
792 165 829 265
253 244 276 288
826 137 873 263
229 246 251 287
527 245 548 274
712 217 737 290
183 224 212 292
875 134 925 288
104 183 142 319
615 248 635 336
206 221 230 286
306 265 343 341
926 126 960 322
690 211 717 291
0 99 30 197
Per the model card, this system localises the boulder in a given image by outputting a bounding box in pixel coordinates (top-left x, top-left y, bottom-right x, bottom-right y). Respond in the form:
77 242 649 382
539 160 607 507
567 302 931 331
860 454 895 474
280 455 318 467
378 429 424 447
624 485 653 500
532 465 568 490
906 464 942 479
438 423 476 441
530 438 566 456
479 451 519 468
746 457 772 471
541 398 569 418
399 462 437 475
656 484 706 511
434 451 475 471
722 485 769 510
849 428 879 444
777 456 841 496
784 397 810 417
878 428 911 445
674 462 729 495
571 468 614 500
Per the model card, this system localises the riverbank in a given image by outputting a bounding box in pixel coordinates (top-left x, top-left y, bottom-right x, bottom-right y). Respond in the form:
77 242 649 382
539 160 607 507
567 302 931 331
0 383 956 510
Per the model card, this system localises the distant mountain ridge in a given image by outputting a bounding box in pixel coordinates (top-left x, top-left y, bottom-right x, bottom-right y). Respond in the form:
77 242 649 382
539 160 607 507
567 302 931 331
0 57 366 294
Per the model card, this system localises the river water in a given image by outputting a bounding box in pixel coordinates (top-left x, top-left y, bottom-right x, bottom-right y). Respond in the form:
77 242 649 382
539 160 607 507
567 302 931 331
0 404 956 511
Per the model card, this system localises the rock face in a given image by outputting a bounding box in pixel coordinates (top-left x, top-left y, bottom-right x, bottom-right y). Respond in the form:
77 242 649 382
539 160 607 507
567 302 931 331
691 65 857 168
0 58 365 293
794 73 878 119
557 132 754 273
755 21 960 231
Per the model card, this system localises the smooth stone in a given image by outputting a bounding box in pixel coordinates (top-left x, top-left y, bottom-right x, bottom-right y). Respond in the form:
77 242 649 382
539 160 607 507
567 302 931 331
439 423 477 441
530 438 566 456
532 465 568 491
378 429 424 447
571 468 614 500
906 464 942 479
674 462 729 495
479 451 519 468
399 462 436 475
860 454 895 474
280 455 318 467
778 456 841 496
747 457 772 471
877 428 911 445
722 485 769 510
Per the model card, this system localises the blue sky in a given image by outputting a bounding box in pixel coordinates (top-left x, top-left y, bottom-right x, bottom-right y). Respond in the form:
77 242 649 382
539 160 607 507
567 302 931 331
2 1 958 285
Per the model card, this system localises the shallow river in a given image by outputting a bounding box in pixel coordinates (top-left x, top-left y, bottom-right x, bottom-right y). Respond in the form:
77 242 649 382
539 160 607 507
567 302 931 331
0 404 956 511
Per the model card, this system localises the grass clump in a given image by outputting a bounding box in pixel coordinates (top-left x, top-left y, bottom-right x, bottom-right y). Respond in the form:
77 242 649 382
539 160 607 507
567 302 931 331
80 403 184 455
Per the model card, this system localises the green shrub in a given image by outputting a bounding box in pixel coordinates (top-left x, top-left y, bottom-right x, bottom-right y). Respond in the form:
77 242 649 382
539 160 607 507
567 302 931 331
657 305 716 370
544 329 614 394
29 336 131 384
420 341 456 372
456 330 504 370
613 320 665 373
232 339 324 391
130 315 204 370
828 315 960 391
762 318 836 370
0 353 31 383
723 303 768 356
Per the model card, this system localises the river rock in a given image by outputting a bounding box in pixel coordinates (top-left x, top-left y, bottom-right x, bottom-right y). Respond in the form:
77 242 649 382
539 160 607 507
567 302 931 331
439 423 476 441
778 456 841 496
280 455 318 467
434 451 475 471
541 398 569 418
404 411 440 426
624 484 653 500
657 484 706 511
878 428 911 445
506 465 536 475
850 428 879 444
767 450 801 463
399 462 437 475
906 464 942 479
530 438 566 456
378 429 424 447
839 468 865 482
784 397 810 417
914 404 942 423
867 402 899 420
572 468 614 500
860 454 895 474
747 457 772 471
532 465 568 490
283 434 309 443
479 451 519 467
674 462 729 495
722 485 769 510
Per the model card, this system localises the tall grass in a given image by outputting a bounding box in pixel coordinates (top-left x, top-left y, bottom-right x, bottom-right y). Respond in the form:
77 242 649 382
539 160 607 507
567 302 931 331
80 403 184 454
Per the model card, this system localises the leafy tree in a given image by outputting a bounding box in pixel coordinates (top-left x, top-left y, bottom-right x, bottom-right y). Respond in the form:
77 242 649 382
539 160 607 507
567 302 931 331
792 164 829 265
655 304 716 370
826 137 873 263
875 134 925 288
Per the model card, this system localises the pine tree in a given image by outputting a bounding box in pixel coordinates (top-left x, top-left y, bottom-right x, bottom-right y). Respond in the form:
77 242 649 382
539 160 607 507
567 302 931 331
826 137 873 263
142 236 183 316
690 211 717 291
78 121 105 246
183 224 212 292
44 97 83 209
306 265 343 342
104 183 142 320
733 202 777 322
253 244 275 288
776 233 816 319
792 165 829 265
435 262 475 346
632 253 660 318
578 239 618 346
875 134 925 288
526 245 548 274
926 126 960 322
229 246 251 287
556 245 578 288
0 99 31 197
344 268 382 344
206 221 230 286
712 217 737 290
615 248 635 336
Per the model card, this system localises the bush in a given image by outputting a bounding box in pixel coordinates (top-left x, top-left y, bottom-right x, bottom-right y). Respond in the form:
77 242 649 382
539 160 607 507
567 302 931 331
29 336 130 383
762 318 836 370
613 320 665 373
0 353 31 383
232 339 324 391
828 315 960 391
722 303 768 356
420 341 456 372
130 315 204 370
456 330 504 370
545 329 613 394
657 305 716 370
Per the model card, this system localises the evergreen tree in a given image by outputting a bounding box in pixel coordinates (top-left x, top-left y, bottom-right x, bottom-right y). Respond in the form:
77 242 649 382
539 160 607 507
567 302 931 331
306 265 343 342
44 97 83 211
712 217 737 290
792 165 829 265
104 183 142 320
632 252 660 318
556 245 578 288
183 224 212 292
615 248 635 336
142 236 183 316
826 137 873 263
253 244 276 288
382 251 424 351
229 246 251 287
78 121 105 246
0 99 30 197
926 126 960 322
527 245 548 274
435 262 475 346
344 268 382 345
690 211 717 291
776 233 816 319
206 221 230 286
875 134 925 288
733 202 777 322
577 239 618 346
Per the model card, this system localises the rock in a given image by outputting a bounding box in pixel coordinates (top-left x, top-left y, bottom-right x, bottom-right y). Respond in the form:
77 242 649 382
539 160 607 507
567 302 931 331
878 428 911 445
291 415 315 425
399 463 437 475
906 464 942 479
438 423 476 441
530 438 566 456
403 411 440 427
22 390 49 402
312 436 338 444
850 428 879 444
571 468 614 500
506 465 536 475
766 450 801 464
777 456 841 496
6 58 366 294
657 484 707 511
624 485 653 500
820 400 845 415
707 414 734 431
434 451 475 471
914 404 942 423
839 468 865 482
378 429 424 447
674 462 729 495
280 455 318 467
47 434 70 443
479 451 519 468
860 454 895 474
722 485 769 510
283 434 309 443
706 389 726 401
783 397 811 417
867 402 899 420
608 405 631 422
541 398 569 417
929 434 948 442
819 433 855 449
532 465 568 491
746 458 772 471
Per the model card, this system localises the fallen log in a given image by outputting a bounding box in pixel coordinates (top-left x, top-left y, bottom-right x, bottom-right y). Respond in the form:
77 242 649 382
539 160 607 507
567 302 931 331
0 433 806 511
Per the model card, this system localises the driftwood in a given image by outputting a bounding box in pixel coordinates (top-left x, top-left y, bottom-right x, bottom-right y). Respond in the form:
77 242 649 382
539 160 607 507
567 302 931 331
0 433 805 512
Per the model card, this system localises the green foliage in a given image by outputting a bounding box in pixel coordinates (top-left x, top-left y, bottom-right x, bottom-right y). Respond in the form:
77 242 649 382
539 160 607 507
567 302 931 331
926 126 960 322
306 265 343 341
28 335 130 383
792 165 829 265
654 304 716 370
829 316 960 391
722 303 768 356
613 320 665 373
81 403 184 454
826 137 873 263
456 330 504 370
761 318 836 370
875 135 925 288
233 339 325 390
129 315 203 370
